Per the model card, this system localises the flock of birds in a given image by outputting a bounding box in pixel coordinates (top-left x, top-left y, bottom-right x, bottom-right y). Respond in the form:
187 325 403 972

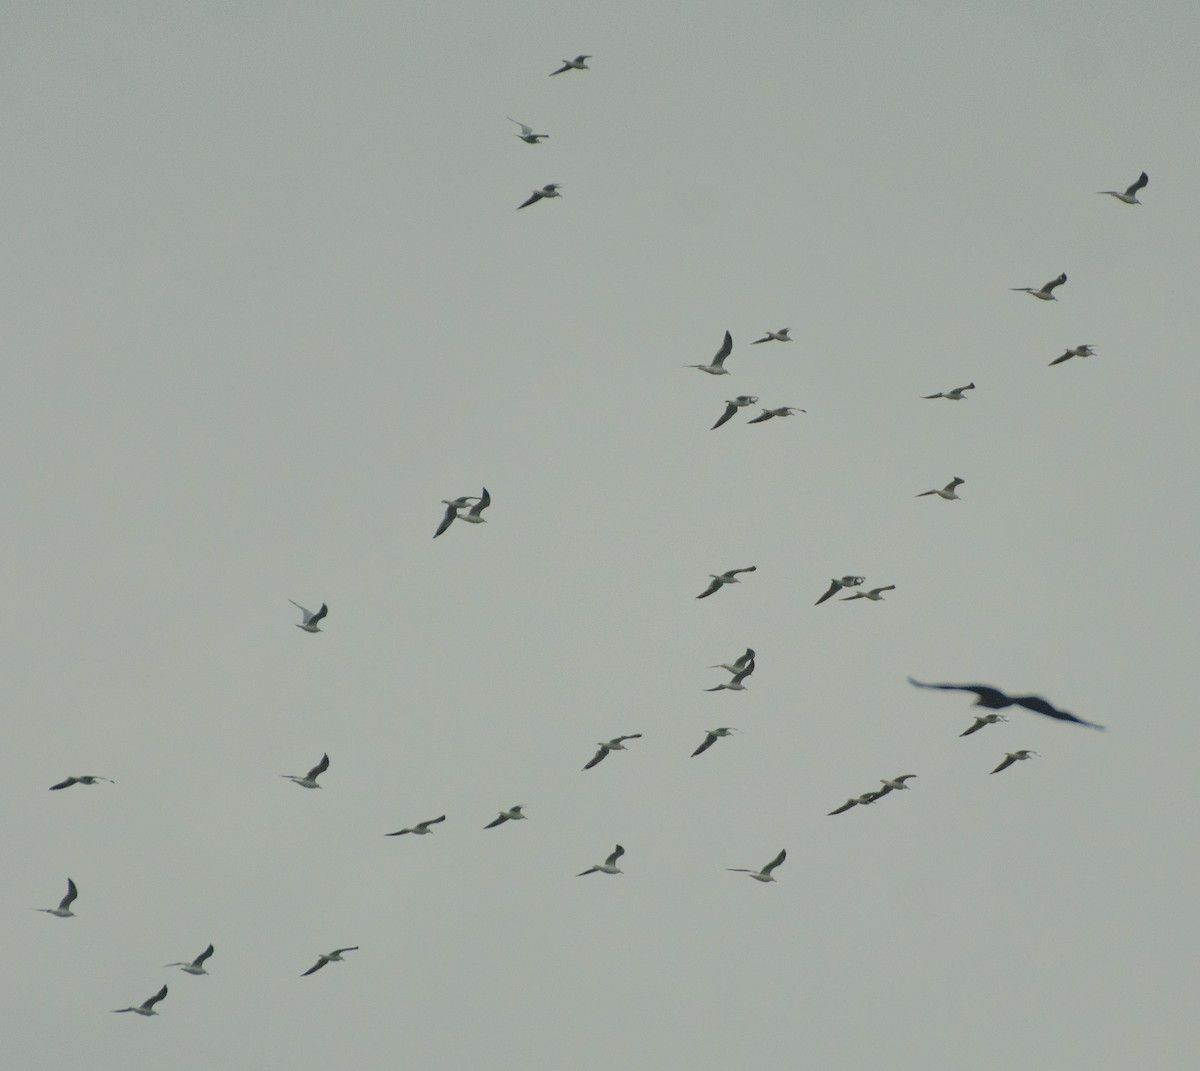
36 50 1134 1022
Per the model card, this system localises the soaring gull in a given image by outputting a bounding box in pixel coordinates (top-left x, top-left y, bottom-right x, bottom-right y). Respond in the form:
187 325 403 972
711 395 758 429
696 566 756 599
685 330 734 375
1097 171 1148 204
583 735 642 770
49 775 114 790
815 576 865 605
36 878 78 918
484 805 526 829
289 600 328 632
113 985 168 1016
916 477 964 500
281 753 330 789
165 944 215 975
577 844 625 876
1011 273 1067 301
386 816 446 836
518 184 562 209
550 55 591 75
727 848 786 882
302 947 359 976
992 750 1039 774
691 727 737 757
507 118 548 144
923 382 975 400
1050 344 1096 366
751 329 792 344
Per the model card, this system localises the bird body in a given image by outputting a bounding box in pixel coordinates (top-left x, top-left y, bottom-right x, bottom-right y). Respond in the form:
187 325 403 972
289 600 328 632
433 495 480 538
457 488 491 525
577 844 624 876
685 330 733 375
696 566 756 599
165 944 214 975
727 848 786 882
828 792 885 815
710 648 755 673
1097 171 1148 204
876 774 917 796
281 753 330 789
1011 273 1067 300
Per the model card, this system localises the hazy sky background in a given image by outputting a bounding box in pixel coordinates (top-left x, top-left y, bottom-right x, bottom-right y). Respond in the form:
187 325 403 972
4 3 1198 1068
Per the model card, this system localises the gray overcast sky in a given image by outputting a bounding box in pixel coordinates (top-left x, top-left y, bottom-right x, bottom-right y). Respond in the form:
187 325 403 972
4 2 1198 1068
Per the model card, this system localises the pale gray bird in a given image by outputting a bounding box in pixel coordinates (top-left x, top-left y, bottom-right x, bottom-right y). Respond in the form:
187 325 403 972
49 775 114 790
691 727 737 757
36 878 78 918
696 566 756 599
484 805 526 829
281 753 329 789
518 184 562 209
873 774 918 798
747 406 805 424
712 395 758 429
991 750 1038 774
507 118 548 144
1011 273 1067 301
165 944 215 976
1097 171 1147 204
841 585 896 602
727 848 786 882
815 576 865 605
433 495 480 538
827 792 885 815
685 330 734 375
550 55 591 75
705 662 755 692
289 600 328 632
710 648 755 673
916 477 964 500
960 713 1008 737
386 816 446 836
302 947 359 976
113 985 168 1016
751 328 792 344
577 844 624 876
458 488 490 525
583 735 642 770
923 382 975 400
1050 344 1096 366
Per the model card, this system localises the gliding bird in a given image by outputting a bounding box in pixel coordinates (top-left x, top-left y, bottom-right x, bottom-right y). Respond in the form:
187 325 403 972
691 727 737 757
696 566 756 599
747 406 805 424
916 477 964 500
923 382 975 400
518 184 562 209
507 118 548 144
705 662 754 692
960 713 1008 737
49 775 114 790
711 395 758 429
433 495 480 538
1097 171 1148 204
550 55 591 75
841 585 895 602
289 600 328 632
113 985 168 1016
815 576 865 605
751 329 791 344
991 750 1038 774
710 648 755 673
1050 345 1096 366
685 330 733 375
281 753 330 789
583 735 642 770
36 878 78 918
1011 273 1067 301
458 488 490 525
907 678 1104 729
577 844 624 876
727 848 786 882
484 805 526 829
165 944 215 975
302 947 359 976
827 793 884 815
386 816 446 836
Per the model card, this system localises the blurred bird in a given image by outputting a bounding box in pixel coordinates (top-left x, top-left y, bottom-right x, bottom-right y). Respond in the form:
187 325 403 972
518 184 562 209
751 329 791 344
696 566 757 599
1097 171 1148 204
281 753 330 789
815 576 865 605
691 727 737 757
1050 344 1096 366
289 600 328 632
991 750 1039 774
705 662 755 692
583 735 642 770
484 805 526 829
113 985 168 1016
36 878 78 918
727 849 786 882
923 382 975 400
710 648 755 673
577 845 624 876
916 477 964 500
747 406 805 424
457 488 491 525
907 678 1104 729
960 713 1008 737
1011 273 1067 301
873 775 918 798
842 585 895 602
49 775 114 790
685 330 733 375
302 947 358 976
433 495 480 538
165 944 214 976
550 55 591 75
507 118 548 144
827 792 885 815
386 816 446 836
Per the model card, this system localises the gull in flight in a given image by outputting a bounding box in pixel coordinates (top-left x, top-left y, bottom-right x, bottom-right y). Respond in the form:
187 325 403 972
841 584 895 602
827 792 885 815
457 487 491 525
706 661 755 692
577 844 625 876
923 382 975 400
815 576 865 605
960 712 1008 737
165 944 215 975
747 406 805 424
907 678 1104 729
1011 273 1067 301
1097 171 1148 204
518 184 562 209
710 648 755 673
281 753 330 789
113 985 168 1016
711 395 758 430
507 118 548 144
289 600 328 632
873 774 918 798
550 55 591 75
484 805 526 829
1050 344 1096 366
386 816 446 836
691 727 737 757
992 750 1038 774
49 775 114 790
37 878 78 918
685 330 733 375
696 566 756 599
433 495 481 538
583 735 642 770
752 328 792 344
727 848 786 882
302 947 359 976
916 477 964 500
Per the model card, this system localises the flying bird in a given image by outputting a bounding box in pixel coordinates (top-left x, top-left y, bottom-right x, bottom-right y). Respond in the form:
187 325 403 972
991 750 1039 774
302 947 359 976
711 395 758 430
550 55 591 75
705 662 755 692
37 878 78 918
827 792 885 815
815 576 865 605
747 406 805 424
48 775 114 790
685 330 733 375
457 488 491 525
710 648 755 673
873 774 918 798
841 585 895 602
751 329 791 344
518 184 562 209
1050 344 1096 366
907 678 1104 729
484 805 526 829
289 600 328 632
281 753 330 789
960 712 1008 737
433 495 480 538
916 477 964 500
691 727 737 757
696 566 757 599
1097 171 1148 204
577 844 625 876
727 848 786 883
923 382 975 400
507 118 548 144
1011 273 1067 301
386 816 446 836
113 985 168 1016
165 944 215 975
583 735 642 770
